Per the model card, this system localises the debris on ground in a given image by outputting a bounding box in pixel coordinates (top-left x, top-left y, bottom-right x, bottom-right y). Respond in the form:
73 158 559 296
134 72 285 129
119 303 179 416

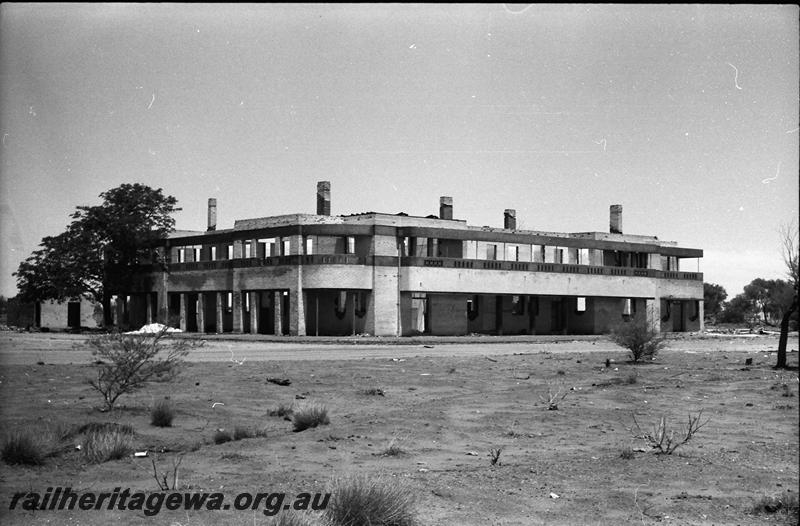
124 323 182 334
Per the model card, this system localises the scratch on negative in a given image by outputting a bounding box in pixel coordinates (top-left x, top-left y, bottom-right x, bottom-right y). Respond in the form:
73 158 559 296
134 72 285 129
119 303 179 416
762 161 780 184
147 93 156 110
594 138 607 152
726 63 742 90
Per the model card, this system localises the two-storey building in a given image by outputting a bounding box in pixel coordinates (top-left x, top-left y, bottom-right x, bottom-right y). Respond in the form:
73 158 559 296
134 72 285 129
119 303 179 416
120 181 703 336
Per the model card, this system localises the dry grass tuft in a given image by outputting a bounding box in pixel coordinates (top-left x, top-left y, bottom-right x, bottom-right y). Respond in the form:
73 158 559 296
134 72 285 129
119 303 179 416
150 399 175 427
1 429 48 465
82 427 135 463
325 474 418 526
293 404 330 432
213 429 233 445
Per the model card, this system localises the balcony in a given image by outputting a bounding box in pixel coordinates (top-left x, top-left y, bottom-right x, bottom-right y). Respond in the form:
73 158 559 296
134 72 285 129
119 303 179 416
159 255 702 281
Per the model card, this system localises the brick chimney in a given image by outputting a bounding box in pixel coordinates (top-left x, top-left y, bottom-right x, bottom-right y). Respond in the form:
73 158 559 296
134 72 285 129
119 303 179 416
207 198 217 232
317 181 331 216
504 209 517 230
610 204 623 234
439 196 453 220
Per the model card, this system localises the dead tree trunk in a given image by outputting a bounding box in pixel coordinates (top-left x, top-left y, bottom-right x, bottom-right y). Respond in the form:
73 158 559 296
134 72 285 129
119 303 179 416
776 296 797 369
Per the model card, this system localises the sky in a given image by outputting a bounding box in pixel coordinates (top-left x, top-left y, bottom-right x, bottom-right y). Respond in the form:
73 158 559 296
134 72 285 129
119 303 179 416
1 4 798 300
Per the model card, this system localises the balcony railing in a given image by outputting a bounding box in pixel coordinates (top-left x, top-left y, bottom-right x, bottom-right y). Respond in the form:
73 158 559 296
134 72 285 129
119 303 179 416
160 255 702 281
402 257 702 281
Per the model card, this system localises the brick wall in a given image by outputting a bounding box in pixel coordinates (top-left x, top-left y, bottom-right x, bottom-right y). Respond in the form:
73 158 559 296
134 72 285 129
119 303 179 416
40 298 103 329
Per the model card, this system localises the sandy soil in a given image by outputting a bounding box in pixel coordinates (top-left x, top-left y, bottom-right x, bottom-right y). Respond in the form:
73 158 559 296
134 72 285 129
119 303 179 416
0 332 797 525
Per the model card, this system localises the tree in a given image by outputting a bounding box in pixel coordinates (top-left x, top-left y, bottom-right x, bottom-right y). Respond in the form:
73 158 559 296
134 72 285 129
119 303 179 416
6 296 35 328
743 278 772 324
741 278 794 325
703 283 727 320
776 221 798 369
14 184 180 326
719 293 755 324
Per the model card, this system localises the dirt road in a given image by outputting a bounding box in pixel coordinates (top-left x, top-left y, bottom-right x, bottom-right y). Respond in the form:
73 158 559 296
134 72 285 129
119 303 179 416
0 331 795 365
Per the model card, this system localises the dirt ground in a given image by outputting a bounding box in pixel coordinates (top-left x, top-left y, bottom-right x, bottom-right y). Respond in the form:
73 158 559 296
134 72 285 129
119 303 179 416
0 332 798 525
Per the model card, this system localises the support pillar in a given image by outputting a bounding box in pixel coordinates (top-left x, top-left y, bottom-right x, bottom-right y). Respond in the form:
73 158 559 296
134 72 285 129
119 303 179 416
697 300 705 332
288 264 306 335
364 234 400 336
273 291 283 336
115 296 124 328
249 291 259 334
216 292 224 334
146 294 153 325
232 291 243 333
233 240 243 259
197 292 205 333
646 297 661 333
179 293 187 332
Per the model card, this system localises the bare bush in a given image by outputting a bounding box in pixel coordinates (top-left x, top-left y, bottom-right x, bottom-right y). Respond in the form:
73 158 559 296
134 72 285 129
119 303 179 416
610 316 665 363
489 447 502 466
631 410 710 455
539 383 570 410
151 453 185 491
87 329 193 410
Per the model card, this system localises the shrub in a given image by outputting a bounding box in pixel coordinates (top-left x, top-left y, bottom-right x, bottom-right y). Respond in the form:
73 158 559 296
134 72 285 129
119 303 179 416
610 317 665 363
213 429 233 445
361 387 385 396
293 404 330 432
751 491 799 521
382 444 405 457
325 474 418 526
87 329 192 409
619 445 635 459
82 427 135 463
2 430 47 465
150 399 175 427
